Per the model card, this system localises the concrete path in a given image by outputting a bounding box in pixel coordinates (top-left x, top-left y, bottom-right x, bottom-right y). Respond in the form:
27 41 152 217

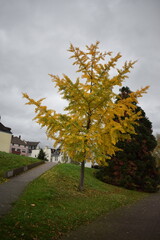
62 192 160 240
0 162 56 217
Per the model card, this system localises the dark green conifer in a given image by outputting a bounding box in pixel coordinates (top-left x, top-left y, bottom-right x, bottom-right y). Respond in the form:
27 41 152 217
37 148 47 161
97 87 159 192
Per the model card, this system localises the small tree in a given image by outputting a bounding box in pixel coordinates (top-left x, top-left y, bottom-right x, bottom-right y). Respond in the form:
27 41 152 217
96 87 159 192
23 42 148 191
38 148 47 161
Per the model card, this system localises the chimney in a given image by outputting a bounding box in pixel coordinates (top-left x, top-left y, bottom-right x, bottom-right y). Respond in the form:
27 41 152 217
19 135 21 139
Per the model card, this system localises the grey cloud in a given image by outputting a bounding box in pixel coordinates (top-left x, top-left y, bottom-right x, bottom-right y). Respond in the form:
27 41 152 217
0 0 159 146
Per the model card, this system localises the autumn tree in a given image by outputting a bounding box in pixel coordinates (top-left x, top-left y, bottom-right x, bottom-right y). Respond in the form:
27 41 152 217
23 42 148 191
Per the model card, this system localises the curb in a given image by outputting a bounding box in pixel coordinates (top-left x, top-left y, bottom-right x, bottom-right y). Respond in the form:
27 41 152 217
3 161 45 178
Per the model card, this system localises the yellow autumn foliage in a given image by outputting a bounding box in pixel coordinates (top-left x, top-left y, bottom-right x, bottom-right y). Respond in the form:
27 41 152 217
23 42 149 166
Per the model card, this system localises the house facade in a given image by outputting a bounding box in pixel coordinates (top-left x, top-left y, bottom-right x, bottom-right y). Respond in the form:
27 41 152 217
0 122 12 153
10 135 28 156
10 136 39 156
27 141 40 156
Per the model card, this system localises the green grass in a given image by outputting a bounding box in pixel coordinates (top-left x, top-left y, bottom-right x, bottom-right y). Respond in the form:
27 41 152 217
0 163 148 240
0 151 41 182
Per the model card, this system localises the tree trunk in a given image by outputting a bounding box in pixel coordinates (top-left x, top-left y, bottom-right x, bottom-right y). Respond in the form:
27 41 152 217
78 111 90 191
78 160 85 191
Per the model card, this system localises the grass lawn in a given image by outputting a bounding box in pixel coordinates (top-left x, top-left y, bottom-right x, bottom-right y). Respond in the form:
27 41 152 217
0 163 148 240
0 151 42 182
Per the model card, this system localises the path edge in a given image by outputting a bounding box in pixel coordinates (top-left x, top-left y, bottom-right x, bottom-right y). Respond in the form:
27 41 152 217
3 161 45 178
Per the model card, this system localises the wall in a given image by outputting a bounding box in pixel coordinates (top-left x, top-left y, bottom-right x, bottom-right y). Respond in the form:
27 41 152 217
43 147 52 161
0 131 12 153
10 143 28 156
30 149 40 158
85 161 92 168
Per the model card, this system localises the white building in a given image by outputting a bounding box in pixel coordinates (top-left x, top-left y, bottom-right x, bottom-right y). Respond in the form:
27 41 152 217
31 146 71 164
31 146 97 168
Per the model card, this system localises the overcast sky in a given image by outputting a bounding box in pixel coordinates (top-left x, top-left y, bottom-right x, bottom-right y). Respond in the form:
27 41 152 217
0 0 159 148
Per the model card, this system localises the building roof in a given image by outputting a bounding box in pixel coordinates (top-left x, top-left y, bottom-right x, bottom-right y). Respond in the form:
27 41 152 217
11 136 27 146
0 122 12 134
51 148 61 156
11 136 40 147
26 141 40 146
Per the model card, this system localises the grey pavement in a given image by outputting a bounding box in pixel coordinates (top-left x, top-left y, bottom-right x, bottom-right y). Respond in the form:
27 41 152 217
0 162 56 217
61 192 160 240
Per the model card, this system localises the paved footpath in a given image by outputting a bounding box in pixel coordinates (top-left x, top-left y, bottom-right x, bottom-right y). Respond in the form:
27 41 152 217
61 191 160 240
0 162 56 217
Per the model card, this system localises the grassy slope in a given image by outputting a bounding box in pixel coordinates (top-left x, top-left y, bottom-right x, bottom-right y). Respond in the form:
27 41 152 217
0 164 148 240
0 151 41 179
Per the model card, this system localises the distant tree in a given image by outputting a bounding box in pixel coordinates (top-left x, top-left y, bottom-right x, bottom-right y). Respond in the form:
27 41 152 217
23 42 148 191
38 148 47 161
96 87 159 192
